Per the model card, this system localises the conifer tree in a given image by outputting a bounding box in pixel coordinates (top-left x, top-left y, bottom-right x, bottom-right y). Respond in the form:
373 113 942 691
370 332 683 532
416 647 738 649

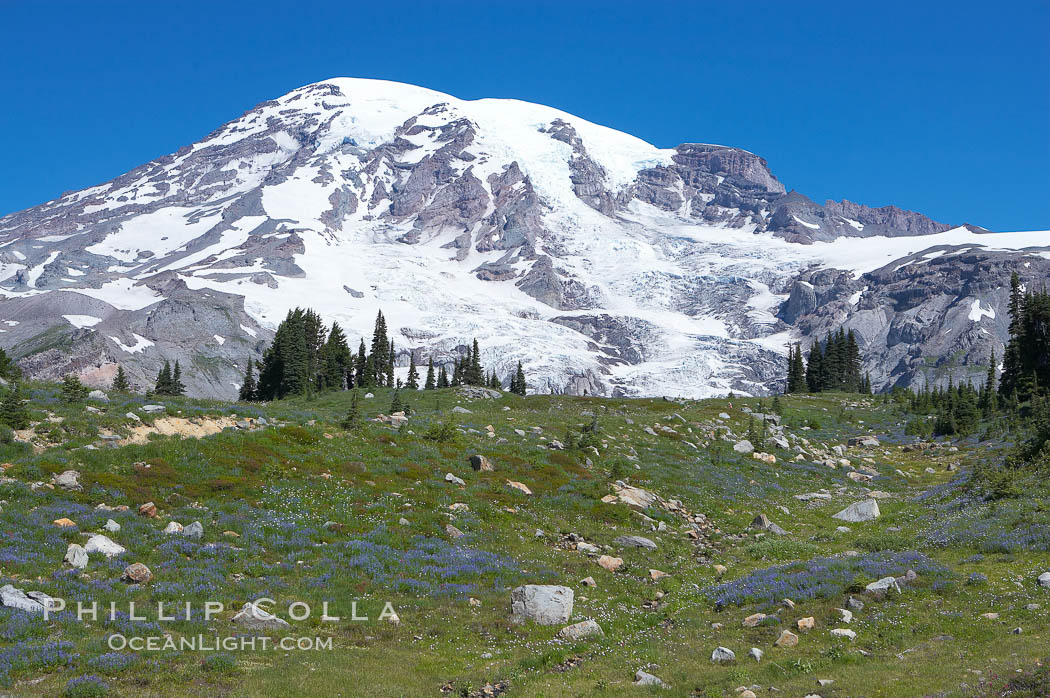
0 382 29 429
369 311 389 387
510 361 527 395
154 361 173 395
465 338 484 386
355 340 368 389
0 348 20 381
61 375 89 403
386 340 396 388
437 366 450 388
451 356 463 387
238 359 257 402
406 353 419 390
111 365 131 393
320 322 352 391
390 388 404 414
424 357 436 390
171 360 186 396
341 390 361 430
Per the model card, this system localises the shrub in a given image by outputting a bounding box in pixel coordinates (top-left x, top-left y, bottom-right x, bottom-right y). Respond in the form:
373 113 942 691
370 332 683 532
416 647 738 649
65 675 109 698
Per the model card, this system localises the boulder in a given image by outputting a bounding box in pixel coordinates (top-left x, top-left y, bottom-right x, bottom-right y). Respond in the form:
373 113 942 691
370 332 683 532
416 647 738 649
506 480 532 495
831 628 857 641
469 455 494 472
848 436 880 447
445 524 464 539
445 472 466 486
64 543 88 569
182 521 204 539
52 470 82 491
121 563 153 584
138 501 158 518
612 535 657 550
580 576 597 587
748 647 764 662
510 584 574 625
598 555 623 572
231 602 290 631
612 481 658 510
452 406 472 414
711 646 736 663
141 404 165 413
103 519 120 533
53 518 76 528
84 534 126 558
88 390 110 402
1038 572 1050 588
634 670 668 688
163 521 184 534
558 619 603 640
865 576 901 595
774 630 799 647
797 616 815 631
648 569 668 581
832 499 880 523
0 585 46 614
733 440 755 454
742 613 767 628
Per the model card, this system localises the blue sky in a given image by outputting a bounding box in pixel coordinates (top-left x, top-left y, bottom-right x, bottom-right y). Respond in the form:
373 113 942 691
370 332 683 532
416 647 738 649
2 1 1047 230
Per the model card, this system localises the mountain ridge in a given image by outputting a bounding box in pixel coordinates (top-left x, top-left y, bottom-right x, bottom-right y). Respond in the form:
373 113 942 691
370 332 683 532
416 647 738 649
0 78 1046 398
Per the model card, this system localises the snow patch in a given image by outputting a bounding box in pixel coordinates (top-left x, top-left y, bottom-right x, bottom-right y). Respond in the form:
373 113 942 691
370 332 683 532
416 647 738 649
63 314 102 328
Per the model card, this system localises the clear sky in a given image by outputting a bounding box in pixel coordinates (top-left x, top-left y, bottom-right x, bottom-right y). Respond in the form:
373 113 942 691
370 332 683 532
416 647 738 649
2 1 1048 230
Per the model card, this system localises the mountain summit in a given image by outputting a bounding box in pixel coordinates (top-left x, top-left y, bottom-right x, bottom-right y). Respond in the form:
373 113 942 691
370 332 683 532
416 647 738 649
1 78 1047 397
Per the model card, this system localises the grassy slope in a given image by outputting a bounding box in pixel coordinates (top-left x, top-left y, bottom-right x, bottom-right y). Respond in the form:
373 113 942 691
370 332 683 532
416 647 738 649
0 385 1047 697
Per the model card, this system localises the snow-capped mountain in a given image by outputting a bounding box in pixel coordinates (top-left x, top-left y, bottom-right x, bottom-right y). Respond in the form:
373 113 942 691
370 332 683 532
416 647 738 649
1 78 1047 398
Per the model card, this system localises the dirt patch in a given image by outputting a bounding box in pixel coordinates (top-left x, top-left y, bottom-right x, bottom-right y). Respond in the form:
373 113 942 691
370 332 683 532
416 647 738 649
114 416 241 445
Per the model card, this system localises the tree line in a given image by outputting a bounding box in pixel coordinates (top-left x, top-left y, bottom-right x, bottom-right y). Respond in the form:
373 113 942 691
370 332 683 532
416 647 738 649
785 327 871 395
239 308 528 401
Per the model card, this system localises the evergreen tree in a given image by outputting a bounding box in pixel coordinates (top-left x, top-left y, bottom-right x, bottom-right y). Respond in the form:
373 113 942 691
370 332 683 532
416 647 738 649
390 388 404 414
0 383 29 430
981 352 999 416
354 340 368 388
405 353 419 390
386 340 396 388
340 390 362 430
61 375 89 404
0 347 20 381
437 366 450 389
510 361 527 395
424 357 436 390
111 365 131 393
806 341 824 393
154 361 173 395
238 359 257 401
171 360 186 396
369 311 389 387
451 356 463 387
1000 273 1025 399
465 338 484 386
320 322 352 391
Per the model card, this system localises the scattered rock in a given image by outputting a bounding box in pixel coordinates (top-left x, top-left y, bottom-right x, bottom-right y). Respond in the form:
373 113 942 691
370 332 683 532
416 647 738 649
0 584 49 614
52 470 82 491
138 501 158 518
848 436 880 447
88 390 110 402
742 613 768 627
445 472 466 486
748 647 763 662
865 576 901 595
64 543 88 569
469 455 494 472
832 499 880 523
830 628 856 641
506 480 532 495
121 562 153 584
648 569 668 581
612 535 657 550
446 524 464 539
558 619 603 640
836 608 853 623
774 630 799 647
510 585 574 625
231 601 290 631
713 564 728 576
797 616 815 631
53 518 76 528
163 521 184 534
182 521 204 540
750 514 788 536
598 555 623 572
140 404 165 414
1038 571 1050 588
84 534 126 558
634 670 668 688
711 646 736 663
580 576 596 587
733 440 754 454
103 519 120 533
452 406 472 414
752 452 776 465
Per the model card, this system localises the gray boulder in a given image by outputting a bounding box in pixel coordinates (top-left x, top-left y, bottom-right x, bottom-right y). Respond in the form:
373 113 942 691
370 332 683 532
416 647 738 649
64 543 88 569
711 646 736 663
53 470 83 491
832 499 881 522
231 602 290 631
0 585 46 614
634 670 669 688
557 619 603 640
84 534 126 558
733 440 754 454
613 535 657 550
444 472 466 486
182 521 204 540
510 584 574 625
1038 571 1050 588
88 390 109 402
